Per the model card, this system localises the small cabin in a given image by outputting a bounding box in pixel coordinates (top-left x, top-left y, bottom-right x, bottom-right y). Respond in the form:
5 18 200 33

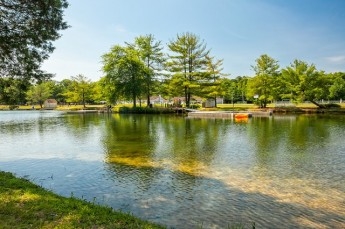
44 99 58 110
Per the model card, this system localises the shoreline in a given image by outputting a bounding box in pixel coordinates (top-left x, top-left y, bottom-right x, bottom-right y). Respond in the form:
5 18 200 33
0 171 165 229
1 104 345 114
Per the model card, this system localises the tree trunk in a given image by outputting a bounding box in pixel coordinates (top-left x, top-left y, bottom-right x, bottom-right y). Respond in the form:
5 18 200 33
82 89 86 108
187 91 191 108
310 100 326 108
147 94 150 107
184 86 188 108
133 95 137 108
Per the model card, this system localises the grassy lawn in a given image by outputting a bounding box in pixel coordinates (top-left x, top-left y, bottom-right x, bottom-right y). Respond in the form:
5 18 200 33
0 171 164 229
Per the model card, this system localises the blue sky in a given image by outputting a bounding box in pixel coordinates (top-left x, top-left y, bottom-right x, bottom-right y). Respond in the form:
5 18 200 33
42 0 345 81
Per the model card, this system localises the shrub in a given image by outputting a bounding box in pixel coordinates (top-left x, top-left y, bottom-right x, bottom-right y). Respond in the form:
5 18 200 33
190 104 201 109
9 105 19 110
322 103 341 109
118 106 175 114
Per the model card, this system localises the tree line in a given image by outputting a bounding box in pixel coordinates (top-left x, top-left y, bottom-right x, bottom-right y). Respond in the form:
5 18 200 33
101 33 345 109
1 1 344 109
5 33 345 109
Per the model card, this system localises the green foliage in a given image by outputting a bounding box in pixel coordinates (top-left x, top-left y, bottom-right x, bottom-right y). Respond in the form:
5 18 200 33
91 81 106 104
328 72 345 100
166 32 210 108
0 0 69 80
233 76 249 103
281 59 328 107
118 106 175 114
322 103 341 108
221 78 246 104
0 171 164 229
202 55 228 107
26 81 53 108
99 76 118 104
102 45 148 108
63 75 93 108
247 54 280 108
48 80 68 104
129 34 165 106
189 103 201 109
0 77 29 105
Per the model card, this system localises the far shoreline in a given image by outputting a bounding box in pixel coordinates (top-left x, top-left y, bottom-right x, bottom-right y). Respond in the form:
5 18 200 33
1 103 345 114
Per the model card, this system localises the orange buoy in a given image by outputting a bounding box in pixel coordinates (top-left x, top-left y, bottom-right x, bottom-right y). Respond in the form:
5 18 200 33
234 113 249 123
234 113 249 119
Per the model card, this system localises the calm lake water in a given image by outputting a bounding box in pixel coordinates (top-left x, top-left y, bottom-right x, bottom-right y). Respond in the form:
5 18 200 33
0 111 344 228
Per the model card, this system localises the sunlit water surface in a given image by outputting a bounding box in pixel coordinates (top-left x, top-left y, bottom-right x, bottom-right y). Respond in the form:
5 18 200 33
0 111 344 228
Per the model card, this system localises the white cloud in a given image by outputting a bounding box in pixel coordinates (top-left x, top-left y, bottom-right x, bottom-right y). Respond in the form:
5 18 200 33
114 24 127 34
325 55 345 63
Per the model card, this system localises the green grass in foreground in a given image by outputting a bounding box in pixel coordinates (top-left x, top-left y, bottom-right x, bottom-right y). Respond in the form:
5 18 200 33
0 171 164 229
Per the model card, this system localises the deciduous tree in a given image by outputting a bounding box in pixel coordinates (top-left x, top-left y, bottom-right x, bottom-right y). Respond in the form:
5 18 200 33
64 75 92 108
0 0 69 80
328 72 345 100
281 59 328 107
0 77 28 105
102 45 147 107
26 81 53 108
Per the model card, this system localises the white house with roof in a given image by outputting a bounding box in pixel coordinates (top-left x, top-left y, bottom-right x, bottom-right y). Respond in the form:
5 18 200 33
43 99 58 109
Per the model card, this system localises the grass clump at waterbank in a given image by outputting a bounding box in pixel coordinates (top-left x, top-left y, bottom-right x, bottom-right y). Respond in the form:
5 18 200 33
0 171 164 229
118 106 176 114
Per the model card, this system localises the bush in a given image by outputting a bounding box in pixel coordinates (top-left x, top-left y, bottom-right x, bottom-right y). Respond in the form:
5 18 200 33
9 105 19 110
118 106 175 114
322 103 341 109
189 104 201 109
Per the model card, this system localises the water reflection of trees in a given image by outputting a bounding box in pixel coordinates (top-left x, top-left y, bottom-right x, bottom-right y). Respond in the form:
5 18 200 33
102 115 230 175
63 113 104 140
248 114 334 181
249 115 330 157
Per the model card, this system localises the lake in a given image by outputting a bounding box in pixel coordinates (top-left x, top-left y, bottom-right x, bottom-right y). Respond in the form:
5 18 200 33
0 111 344 228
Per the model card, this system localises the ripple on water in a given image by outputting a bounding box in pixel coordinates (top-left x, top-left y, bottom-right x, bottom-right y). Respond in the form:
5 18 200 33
1 112 345 228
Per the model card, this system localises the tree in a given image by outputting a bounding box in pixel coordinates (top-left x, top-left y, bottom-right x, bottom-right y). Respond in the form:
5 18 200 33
90 81 106 104
166 32 210 108
219 78 237 105
128 34 165 107
328 72 345 100
64 75 93 108
98 76 117 105
203 55 227 107
102 45 147 108
0 77 29 105
234 76 249 103
48 80 68 104
26 81 53 108
221 76 250 104
0 0 69 80
281 59 328 107
248 54 280 108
